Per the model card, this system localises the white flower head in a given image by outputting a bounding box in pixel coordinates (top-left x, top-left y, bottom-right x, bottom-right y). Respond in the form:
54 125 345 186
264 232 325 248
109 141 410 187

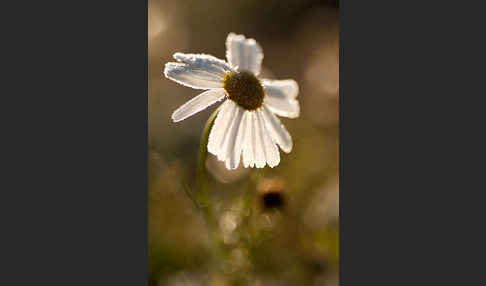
164 33 300 170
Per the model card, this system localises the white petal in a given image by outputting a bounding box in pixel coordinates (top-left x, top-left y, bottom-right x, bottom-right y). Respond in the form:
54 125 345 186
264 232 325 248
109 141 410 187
164 53 231 89
261 106 293 153
261 79 299 99
252 111 266 168
225 33 263 76
173 53 232 76
218 106 244 164
226 109 247 169
164 62 222 89
261 78 300 118
264 96 300 119
256 110 280 168
208 100 235 156
171 89 226 122
242 111 255 168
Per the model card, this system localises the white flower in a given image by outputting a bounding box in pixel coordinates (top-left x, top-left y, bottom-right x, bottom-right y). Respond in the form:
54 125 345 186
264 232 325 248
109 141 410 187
164 33 300 169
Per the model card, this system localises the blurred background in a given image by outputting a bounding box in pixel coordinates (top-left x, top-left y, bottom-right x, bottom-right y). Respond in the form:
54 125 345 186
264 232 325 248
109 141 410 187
149 0 339 285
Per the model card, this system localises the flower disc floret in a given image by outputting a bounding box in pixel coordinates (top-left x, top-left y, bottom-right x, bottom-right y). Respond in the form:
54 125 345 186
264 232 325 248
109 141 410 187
223 70 265 111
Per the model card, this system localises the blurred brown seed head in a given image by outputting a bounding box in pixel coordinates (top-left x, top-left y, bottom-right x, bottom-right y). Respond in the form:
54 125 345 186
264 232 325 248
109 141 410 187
257 178 286 211
303 253 330 275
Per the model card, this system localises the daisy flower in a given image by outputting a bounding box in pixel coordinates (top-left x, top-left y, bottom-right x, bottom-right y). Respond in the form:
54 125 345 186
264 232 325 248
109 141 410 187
164 33 300 169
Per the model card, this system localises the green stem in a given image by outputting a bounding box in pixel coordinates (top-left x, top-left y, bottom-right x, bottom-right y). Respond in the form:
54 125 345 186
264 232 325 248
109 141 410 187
195 108 225 260
197 108 219 207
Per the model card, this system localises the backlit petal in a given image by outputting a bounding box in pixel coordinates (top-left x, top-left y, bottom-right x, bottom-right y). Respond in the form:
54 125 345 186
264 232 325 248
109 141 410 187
171 89 226 122
256 110 280 167
164 53 231 89
261 105 293 153
225 33 263 76
208 100 235 156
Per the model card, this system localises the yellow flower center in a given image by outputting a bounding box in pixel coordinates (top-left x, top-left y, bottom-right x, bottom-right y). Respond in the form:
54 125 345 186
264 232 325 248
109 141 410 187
223 70 265 110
